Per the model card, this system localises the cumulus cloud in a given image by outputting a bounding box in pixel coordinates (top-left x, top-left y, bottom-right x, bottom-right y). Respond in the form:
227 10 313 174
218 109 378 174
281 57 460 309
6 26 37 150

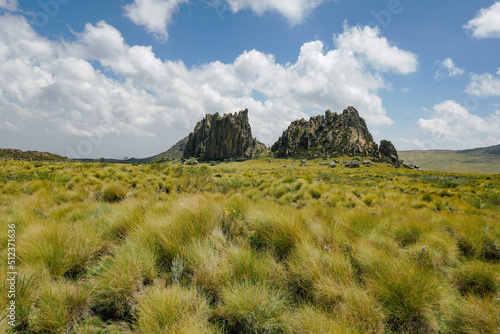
223 0 331 25
464 1 500 39
434 58 464 81
466 69 500 96
416 100 500 147
0 0 18 11
334 24 418 74
0 15 417 155
124 0 187 40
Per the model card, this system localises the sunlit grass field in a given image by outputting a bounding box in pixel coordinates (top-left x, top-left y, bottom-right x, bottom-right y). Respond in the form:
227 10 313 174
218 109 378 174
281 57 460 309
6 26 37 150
1 158 499 333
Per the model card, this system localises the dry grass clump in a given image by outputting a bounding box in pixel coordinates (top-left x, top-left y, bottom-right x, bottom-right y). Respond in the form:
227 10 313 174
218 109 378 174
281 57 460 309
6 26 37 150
451 260 499 296
355 239 446 333
135 283 212 334
217 280 289 333
246 202 305 259
98 182 127 203
18 220 109 278
443 295 500 334
88 242 158 319
29 280 90 333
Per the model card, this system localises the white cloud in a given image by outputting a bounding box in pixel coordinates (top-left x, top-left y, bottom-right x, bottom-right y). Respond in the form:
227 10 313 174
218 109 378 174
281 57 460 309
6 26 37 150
467 70 500 96
416 100 500 147
0 0 18 11
0 15 417 156
464 2 500 39
223 0 331 24
334 24 418 74
124 0 187 40
434 58 464 81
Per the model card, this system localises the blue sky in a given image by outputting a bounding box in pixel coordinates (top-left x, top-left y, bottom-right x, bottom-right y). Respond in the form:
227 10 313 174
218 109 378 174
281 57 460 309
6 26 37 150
1 0 500 159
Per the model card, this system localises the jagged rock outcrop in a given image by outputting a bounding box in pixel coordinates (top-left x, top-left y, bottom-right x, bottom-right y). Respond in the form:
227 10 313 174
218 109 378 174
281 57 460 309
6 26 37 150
183 109 264 161
272 107 378 158
379 140 403 168
271 107 403 166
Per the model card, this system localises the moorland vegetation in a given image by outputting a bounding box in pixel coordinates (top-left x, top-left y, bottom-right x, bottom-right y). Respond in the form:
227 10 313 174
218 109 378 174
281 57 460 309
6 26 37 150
0 157 498 333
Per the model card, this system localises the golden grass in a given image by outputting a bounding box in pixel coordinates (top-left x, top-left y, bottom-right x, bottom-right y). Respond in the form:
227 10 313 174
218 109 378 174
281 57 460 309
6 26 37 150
0 158 498 332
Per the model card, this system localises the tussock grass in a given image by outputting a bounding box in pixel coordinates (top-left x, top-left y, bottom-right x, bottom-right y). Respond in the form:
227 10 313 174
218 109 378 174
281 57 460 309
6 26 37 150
451 260 499 296
89 241 157 319
29 280 89 333
18 220 109 278
246 202 305 259
98 182 127 203
217 280 289 333
355 239 446 333
135 283 212 334
444 295 500 334
1 159 499 332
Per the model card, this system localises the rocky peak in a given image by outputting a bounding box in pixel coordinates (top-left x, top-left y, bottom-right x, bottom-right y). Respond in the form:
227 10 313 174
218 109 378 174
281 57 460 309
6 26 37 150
271 106 403 166
183 109 264 161
271 107 378 158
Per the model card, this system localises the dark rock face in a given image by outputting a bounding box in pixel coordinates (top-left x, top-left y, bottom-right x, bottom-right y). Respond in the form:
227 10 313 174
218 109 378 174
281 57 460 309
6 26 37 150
183 109 264 161
271 107 379 158
271 107 403 167
379 140 403 168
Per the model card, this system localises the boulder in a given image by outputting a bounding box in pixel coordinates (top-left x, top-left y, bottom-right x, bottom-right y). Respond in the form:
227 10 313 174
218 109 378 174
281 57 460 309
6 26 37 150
328 161 336 168
347 160 360 168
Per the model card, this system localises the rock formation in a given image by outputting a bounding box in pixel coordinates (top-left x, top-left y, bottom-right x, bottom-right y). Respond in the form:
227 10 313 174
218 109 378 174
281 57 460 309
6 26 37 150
183 109 264 161
271 107 403 166
271 107 376 157
379 140 403 168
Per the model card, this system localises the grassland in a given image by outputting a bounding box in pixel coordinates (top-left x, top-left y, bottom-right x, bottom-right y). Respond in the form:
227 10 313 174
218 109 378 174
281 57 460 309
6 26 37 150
0 158 499 333
400 150 500 174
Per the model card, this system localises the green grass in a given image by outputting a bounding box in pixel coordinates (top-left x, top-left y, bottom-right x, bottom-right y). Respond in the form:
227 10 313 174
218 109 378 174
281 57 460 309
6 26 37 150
0 158 498 333
400 150 500 174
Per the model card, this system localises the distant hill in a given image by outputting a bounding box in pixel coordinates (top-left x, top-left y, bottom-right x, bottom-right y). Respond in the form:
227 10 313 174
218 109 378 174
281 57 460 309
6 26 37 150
149 137 188 162
457 144 500 156
0 148 70 162
400 145 500 174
